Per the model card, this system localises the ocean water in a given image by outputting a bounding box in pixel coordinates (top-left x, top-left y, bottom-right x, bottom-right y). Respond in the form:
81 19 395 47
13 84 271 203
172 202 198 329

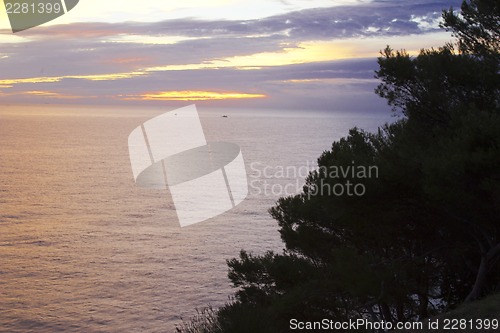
0 104 392 332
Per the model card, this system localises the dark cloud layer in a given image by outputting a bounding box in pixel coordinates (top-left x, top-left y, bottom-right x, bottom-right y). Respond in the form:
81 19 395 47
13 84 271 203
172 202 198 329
10 0 459 39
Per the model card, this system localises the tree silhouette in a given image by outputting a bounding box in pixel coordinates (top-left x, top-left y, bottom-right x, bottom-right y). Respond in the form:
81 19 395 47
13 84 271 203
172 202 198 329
178 1 500 331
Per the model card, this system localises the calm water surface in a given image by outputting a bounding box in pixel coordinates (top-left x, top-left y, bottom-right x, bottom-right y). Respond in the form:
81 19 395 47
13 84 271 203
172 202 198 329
0 105 392 332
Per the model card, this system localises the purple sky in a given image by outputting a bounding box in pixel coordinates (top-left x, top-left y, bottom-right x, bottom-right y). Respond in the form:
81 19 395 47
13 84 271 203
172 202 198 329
0 0 462 111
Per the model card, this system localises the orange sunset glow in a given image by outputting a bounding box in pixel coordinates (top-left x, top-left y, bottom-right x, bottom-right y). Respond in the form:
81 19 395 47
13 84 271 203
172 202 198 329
124 91 267 101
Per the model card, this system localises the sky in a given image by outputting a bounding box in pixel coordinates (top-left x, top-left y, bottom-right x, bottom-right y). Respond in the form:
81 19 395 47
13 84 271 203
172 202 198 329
0 0 462 111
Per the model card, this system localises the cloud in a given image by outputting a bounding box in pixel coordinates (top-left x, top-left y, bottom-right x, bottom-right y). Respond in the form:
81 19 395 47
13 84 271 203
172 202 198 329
0 0 462 109
0 58 389 110
10 0 460 39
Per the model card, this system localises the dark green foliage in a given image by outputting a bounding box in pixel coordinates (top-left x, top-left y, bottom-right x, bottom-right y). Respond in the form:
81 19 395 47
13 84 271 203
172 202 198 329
392 293 500 333
175 306 222 333
441 0 500 57
374 0 500 304
375 46 499 131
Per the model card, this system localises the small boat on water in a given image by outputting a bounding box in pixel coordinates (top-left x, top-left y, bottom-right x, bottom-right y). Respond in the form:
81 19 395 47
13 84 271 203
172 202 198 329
222 115 228 118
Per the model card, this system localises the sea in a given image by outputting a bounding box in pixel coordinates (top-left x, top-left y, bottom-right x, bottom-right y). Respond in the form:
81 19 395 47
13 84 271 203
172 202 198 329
0 104 393 332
